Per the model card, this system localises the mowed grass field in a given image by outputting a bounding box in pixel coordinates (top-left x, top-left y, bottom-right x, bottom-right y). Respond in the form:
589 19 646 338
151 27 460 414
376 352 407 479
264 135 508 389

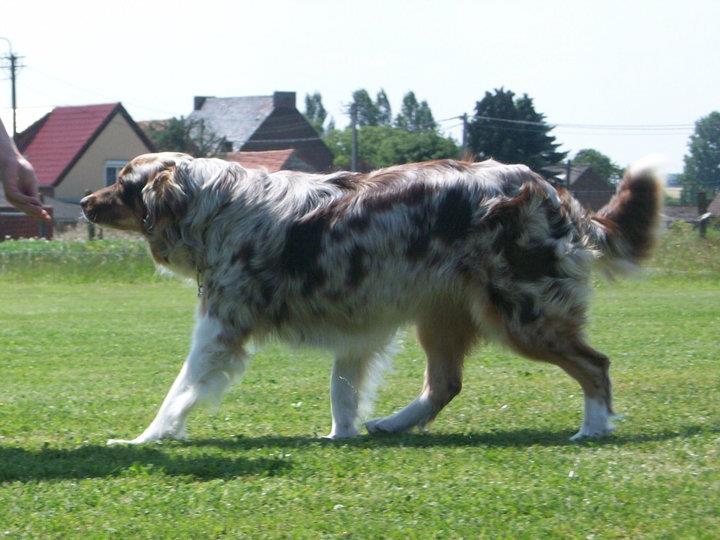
0 228 718 538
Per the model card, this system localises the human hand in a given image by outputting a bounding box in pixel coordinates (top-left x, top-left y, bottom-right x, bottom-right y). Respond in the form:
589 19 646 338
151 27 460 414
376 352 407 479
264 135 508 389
1 152 51 221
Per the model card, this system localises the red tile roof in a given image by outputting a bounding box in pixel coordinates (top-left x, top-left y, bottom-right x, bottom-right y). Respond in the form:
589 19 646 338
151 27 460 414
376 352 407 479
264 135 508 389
18 103 153 187
225 149 297 172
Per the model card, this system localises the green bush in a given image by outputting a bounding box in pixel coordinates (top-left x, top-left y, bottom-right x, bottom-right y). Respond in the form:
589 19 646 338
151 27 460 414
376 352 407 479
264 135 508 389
1 223 718 283
649 221 720 278
0 239 158 283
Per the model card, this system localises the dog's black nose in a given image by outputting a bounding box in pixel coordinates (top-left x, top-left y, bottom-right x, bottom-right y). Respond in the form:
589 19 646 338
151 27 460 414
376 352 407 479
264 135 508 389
80 195 91 209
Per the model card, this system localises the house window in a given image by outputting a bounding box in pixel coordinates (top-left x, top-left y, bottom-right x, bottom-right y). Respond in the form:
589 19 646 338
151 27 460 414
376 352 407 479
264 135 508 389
105 160 127 186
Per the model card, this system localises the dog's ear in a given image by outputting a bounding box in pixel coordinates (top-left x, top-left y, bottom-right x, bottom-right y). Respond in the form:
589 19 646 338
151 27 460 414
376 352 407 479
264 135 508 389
142 165 189 232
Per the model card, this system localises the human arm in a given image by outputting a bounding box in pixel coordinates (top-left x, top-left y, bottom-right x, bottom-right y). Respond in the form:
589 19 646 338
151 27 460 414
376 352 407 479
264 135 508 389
0 118 50 220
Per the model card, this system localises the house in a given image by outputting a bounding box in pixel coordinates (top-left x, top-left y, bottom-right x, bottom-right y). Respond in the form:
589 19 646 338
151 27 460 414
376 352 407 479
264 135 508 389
225 149 315 173
544 164 616 211
188 92 333 172
16 102 154 225
662 206 699 228
661 191 720 229
0 190 53 240
707 192 720 217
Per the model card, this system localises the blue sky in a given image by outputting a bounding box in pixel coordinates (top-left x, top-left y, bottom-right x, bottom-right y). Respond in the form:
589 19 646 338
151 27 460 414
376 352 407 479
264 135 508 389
3 0 719 172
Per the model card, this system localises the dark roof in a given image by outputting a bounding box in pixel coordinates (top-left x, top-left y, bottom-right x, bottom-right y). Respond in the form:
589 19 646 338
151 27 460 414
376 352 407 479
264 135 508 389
188 95 277 150
662 206 698 221
545 164 616 211
186 92 332 171
17 103 154 187
543 164 592 186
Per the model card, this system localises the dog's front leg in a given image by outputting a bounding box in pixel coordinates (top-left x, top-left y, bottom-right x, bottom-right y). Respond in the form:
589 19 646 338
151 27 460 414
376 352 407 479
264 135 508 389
324 345 393 440
325 355 369 440
107 314 248 445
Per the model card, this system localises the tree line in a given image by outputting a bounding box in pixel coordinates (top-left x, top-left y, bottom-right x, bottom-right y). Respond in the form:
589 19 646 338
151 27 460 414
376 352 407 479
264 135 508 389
144 89 719 202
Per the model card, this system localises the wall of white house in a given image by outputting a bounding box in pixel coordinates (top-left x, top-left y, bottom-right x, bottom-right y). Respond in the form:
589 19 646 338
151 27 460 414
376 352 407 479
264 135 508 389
53 113 151 201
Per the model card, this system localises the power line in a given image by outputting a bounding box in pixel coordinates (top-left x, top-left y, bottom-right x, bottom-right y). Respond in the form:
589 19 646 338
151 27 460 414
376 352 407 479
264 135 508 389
0 104 52 111
476 114 693 129
26 65 178 117
438 113 694 131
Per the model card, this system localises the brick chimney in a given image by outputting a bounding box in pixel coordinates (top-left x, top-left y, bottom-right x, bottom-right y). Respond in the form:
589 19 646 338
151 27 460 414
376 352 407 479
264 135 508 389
273 91 296 109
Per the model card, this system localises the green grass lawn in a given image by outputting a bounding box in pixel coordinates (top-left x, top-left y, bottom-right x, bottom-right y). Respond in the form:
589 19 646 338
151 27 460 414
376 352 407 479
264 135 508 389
1 232 719 538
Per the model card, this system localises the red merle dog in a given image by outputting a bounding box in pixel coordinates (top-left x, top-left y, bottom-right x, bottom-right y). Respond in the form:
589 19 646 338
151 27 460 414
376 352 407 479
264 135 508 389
80 153 662 444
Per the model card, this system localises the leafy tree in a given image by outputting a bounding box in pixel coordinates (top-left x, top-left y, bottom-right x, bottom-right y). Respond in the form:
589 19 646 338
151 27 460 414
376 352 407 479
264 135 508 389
144 116 227 157
324 125 458 171
303 92 327 135
375 89 392 126
467 88 566 172
351 89 380 127
395 91 436 131
681 111 720 204
572 148 623 185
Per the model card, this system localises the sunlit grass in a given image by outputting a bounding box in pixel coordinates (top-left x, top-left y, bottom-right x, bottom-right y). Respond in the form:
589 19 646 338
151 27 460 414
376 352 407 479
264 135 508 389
0 228 718 537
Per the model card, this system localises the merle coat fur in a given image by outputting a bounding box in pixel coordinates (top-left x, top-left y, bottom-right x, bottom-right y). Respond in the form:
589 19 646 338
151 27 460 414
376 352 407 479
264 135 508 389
81 153 662 443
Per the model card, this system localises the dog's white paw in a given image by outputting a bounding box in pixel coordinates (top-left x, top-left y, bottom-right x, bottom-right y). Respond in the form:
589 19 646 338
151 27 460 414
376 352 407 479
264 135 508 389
569 424 615 442
321 431 358 441
107 437 145 446
107 424 187 446
571 398 615 441
106 432 181 446
322 423 360 440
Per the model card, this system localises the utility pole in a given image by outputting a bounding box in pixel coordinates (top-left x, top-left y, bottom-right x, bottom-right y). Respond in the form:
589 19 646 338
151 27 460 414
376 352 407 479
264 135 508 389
461 113 469 157
564 159 572 188
350 104 358 172
0 38 23 138
9 53 18 137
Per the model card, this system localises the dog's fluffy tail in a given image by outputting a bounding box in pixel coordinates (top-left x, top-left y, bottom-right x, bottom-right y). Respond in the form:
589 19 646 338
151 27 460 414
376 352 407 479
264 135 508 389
587 157 664 275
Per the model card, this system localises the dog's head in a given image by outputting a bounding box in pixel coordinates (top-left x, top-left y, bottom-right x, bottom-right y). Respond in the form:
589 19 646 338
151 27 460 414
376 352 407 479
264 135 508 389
80 152 194 234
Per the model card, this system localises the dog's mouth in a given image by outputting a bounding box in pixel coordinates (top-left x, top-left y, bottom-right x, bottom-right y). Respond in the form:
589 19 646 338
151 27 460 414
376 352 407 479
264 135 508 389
79 196 107 224
80 207 95 223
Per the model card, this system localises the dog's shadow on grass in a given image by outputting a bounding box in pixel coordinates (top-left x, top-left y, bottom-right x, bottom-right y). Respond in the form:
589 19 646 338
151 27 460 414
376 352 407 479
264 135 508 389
0 444 290 483
1 424 713 483
190 423 716 450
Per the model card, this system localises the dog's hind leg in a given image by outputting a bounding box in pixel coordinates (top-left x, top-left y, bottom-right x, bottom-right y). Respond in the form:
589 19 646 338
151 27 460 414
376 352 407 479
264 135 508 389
366 305 476 435
325 343 393 440
107 314 248 445
560 343 615 441
507 326 615 441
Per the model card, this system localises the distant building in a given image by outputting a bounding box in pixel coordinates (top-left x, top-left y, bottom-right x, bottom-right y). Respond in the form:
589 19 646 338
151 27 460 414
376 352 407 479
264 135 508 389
707 192 720 217
188 92 333 171
226 149 315 173
16 102 154 226
544 164 615 211
662 206 699 228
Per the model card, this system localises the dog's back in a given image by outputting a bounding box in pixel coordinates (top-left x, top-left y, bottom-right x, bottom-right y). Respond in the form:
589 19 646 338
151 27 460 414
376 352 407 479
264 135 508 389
223 159 661 347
